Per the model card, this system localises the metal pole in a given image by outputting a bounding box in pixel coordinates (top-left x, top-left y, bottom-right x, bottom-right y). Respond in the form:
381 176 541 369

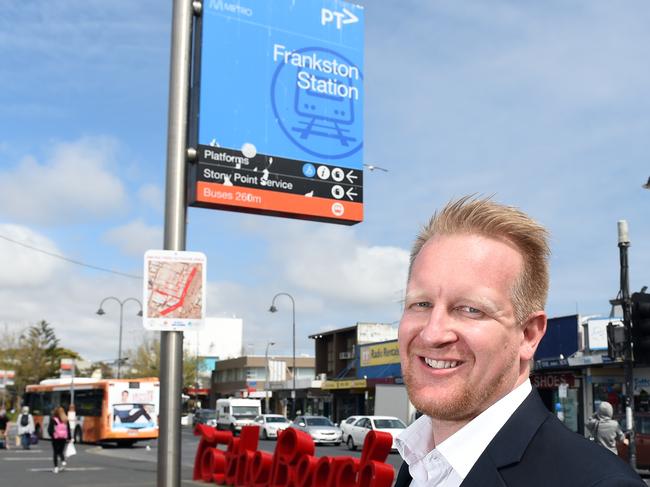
118 302 124 379
265 345 270 414
269 293 296 418
618 220 636 468
158 0 192 484
71 361 75 406
292 300 296 418
1 373 5 409
265 342 274 413
97 297 142 379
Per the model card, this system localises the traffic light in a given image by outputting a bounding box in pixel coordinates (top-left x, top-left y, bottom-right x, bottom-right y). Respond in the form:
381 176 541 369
631 290 650 364
607 322 626 360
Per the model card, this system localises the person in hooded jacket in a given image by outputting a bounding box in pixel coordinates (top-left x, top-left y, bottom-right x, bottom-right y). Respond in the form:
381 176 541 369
17 406 35 450
587 401 627 454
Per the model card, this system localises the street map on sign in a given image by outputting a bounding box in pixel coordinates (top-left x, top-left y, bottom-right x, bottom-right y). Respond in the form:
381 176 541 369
146 261 203 319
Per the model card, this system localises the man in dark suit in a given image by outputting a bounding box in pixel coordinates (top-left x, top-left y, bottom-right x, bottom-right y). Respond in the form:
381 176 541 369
394 196 643 487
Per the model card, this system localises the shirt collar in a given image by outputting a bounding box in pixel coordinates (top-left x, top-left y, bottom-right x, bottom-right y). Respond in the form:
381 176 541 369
396 379 532 480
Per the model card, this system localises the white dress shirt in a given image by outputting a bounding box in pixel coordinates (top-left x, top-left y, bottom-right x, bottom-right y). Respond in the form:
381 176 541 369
395 380 532 487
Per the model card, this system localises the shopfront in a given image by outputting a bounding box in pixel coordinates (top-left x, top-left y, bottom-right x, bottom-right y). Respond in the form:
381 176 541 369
321 379 368 422
531 371 583 433
587 367 650 420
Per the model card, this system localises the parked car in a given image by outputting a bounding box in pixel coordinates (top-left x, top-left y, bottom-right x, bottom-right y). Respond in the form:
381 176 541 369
340 415 363 439
193 408 217 427
344 415 406 451
291 415 343 445
254 414 291 440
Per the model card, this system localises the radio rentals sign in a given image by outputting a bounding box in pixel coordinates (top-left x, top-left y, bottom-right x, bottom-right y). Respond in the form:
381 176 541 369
189 0 365 225
360 341 400 367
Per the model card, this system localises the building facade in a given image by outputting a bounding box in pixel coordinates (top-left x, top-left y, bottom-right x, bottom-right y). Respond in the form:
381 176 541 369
209 355 316 416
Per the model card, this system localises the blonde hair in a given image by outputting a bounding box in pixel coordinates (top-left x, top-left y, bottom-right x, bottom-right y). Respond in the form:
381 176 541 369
54 406 68 422
409 195 550 324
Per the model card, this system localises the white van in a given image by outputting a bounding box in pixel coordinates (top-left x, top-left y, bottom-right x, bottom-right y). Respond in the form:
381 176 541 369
215 398 261 434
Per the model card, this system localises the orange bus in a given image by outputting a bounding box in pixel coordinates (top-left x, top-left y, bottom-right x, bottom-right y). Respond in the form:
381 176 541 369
24 377 159 446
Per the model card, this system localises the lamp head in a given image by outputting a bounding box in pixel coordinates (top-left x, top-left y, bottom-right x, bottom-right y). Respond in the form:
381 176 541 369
96 308 105 316
269 305 278 313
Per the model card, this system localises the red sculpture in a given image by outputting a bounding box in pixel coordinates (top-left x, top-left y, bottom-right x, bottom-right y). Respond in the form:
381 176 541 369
193 424 395 487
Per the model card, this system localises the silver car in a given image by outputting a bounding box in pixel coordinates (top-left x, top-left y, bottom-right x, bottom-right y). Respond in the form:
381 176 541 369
291 415 343 445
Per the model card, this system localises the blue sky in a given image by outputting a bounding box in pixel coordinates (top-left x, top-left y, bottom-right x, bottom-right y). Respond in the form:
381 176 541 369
1 0 649 362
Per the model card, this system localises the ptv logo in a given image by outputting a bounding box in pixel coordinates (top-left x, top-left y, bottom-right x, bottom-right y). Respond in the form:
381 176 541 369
321 7 359 29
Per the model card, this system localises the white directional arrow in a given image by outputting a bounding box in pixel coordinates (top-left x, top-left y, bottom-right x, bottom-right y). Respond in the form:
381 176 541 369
346 187 358 201
345 170 358 184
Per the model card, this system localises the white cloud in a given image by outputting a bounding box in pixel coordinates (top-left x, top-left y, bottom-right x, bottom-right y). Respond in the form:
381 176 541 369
137 184 164 212
0 264 146 362
0 136 128 225
103 219 163 257
0 224 63 287
269 225 409 305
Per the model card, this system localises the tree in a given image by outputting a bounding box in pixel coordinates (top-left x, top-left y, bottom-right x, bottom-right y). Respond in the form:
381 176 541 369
124 337 200 387
0 326 20 409
12 321 81 394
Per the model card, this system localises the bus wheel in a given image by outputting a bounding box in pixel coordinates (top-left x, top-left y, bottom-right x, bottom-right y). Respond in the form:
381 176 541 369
74 427 83 444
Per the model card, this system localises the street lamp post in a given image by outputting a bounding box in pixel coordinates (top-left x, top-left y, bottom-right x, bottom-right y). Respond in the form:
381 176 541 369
96 296 143 379
268 293 296 418
265 341 275 414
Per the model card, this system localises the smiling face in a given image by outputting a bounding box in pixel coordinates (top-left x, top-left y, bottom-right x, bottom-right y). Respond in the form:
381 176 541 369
399 233 544 425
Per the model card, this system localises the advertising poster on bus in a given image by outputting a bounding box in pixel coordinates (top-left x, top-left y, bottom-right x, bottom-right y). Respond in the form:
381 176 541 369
109 381 159 434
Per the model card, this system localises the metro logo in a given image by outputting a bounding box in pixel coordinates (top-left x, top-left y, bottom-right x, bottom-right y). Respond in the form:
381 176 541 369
208 0 253 17
192 424 394 486
321 8 359 29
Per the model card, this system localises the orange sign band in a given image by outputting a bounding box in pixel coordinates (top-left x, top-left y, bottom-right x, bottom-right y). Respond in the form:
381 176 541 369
195 181 363 222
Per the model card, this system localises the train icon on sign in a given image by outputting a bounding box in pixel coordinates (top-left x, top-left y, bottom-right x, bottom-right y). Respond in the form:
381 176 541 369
271 47 363 161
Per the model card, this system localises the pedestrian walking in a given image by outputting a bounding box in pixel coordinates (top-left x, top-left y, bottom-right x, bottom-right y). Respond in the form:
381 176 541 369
47 406 71 473
17 406 35 450
0 408 9 449
67 403 77 437
587 401 627 455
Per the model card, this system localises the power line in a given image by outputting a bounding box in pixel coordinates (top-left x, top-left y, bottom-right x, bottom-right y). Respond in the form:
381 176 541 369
0 233 142 280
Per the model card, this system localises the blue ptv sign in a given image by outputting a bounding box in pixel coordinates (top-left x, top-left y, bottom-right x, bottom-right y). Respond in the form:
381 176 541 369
189 0 365 225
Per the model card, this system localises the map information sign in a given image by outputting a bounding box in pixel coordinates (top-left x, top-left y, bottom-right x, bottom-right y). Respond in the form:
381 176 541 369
189 0 365 225
143 250 206 331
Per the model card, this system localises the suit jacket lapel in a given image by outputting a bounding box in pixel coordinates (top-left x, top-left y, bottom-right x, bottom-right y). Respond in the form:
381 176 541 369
394 390 549 487
460 452 507 487
394 461 412 487
460 389 549 487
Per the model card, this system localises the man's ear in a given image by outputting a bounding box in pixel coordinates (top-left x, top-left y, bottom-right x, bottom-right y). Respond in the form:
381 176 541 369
520 311 547 361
